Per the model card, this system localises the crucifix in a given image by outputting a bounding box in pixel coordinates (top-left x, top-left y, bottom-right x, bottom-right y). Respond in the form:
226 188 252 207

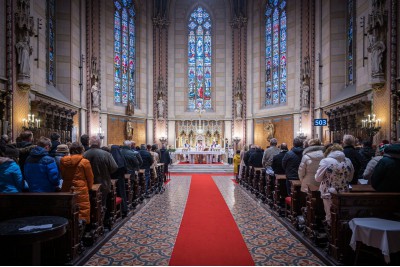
195 104 205 134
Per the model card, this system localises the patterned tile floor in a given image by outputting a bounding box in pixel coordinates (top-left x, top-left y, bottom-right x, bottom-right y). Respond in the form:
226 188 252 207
85 176 191 266
213 176 325 266
85 174 325 266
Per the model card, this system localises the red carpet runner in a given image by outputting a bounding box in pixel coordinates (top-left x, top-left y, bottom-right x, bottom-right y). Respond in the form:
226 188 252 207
169 174 254 266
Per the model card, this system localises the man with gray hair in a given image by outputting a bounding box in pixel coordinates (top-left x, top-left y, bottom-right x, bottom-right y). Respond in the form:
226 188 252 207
342 134 362 184
84 135 118 206
121 140 140 174
262 138 280 168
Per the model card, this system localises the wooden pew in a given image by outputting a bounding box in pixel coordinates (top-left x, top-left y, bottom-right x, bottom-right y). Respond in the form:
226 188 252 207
128 172 141 206
83 184 104 246
265 173 275 207
286 180 306 230
273 174 287 216
156 163 165 193
0 192 81 264
104 179 121 230
138 169 145 199
257 168 267 201
124 174 133 210
303 184 326 246
329 192 400 264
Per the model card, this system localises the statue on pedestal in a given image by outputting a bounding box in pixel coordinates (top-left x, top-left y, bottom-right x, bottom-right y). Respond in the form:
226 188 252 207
91 81 100 111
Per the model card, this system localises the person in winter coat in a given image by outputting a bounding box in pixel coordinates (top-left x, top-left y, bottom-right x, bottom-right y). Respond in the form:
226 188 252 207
233 150 241 180
248 146 263 167
298 138 324 193
371 143 400 192
315 144 354 225
139 144 154 197
84 136 118 206
262 138 280 168
49 132 61 157
54 144 70 171
342 135 362 184
358 141 375 179
60 142 94 223
271 143 288 175
160 145 172 178
110 145 128 217
24 137 61 192
362 143 389 182
0 145 23 193
282 138 304 195
237 146 248 180
17 130 35 179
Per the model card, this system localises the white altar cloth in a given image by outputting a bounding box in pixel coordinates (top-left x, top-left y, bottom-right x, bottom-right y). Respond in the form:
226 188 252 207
174 149 226 164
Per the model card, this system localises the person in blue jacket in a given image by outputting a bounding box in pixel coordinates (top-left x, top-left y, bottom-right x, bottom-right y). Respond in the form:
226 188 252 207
24 136 61 192
0 144 23 193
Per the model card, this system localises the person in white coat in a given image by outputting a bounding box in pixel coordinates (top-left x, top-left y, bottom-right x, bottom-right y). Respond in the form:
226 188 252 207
315 144 354 225
298 138 324 193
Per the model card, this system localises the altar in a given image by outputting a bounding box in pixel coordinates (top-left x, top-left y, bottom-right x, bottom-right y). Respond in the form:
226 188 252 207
174 149 226 164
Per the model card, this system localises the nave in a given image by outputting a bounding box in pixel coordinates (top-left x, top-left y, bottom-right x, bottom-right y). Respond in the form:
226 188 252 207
84 174 325 266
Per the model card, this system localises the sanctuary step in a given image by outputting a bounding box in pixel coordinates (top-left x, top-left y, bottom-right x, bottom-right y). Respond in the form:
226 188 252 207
169 163 233 173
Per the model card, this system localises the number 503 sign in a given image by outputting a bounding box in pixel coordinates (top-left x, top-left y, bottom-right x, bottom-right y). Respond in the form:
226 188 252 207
314 119 328 126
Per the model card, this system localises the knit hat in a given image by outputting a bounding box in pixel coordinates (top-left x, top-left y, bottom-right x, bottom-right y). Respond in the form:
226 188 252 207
56 144 70 154
378 143 389 153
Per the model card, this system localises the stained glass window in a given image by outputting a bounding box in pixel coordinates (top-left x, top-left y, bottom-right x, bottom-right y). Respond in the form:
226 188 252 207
114 0 136 105
347 0 355 84
188 6 212 110
265 0 286 106
47 0 55 85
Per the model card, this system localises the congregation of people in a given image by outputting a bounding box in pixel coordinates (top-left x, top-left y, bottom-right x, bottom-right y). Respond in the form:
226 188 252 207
0 131 172 226
233 135 400 225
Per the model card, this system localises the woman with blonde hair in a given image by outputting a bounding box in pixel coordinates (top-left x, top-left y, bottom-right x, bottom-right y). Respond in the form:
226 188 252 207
315 143 354 225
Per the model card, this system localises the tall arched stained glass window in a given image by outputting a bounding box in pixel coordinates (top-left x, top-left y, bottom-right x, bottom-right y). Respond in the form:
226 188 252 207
188 6 212 110
265 0 286 106
347 0 355 84
47 0 56 85
114 0 136 105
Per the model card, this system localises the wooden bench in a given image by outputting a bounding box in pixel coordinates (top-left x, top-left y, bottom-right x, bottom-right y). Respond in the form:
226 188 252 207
265 173 275 207
0 192 81 264
286 180 305 230
253 167 264 198
104 179 121 230
124 174 133 210
303 184 326 246
273 174 287 216
329 192 400 264
83 184 104 246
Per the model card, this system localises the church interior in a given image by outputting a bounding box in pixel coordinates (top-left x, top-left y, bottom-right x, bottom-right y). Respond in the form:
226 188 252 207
1 0 400 265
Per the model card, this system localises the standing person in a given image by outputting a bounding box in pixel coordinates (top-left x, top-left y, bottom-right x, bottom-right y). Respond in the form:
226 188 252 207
17 130 35 179
233 150 241 181
80 134 90 152
130 141 143 168
371 143 400 192
298 138 324 193
228 145 234 165
60 142 94 224
237 146 248 180
84 136 118 207
49 132 61 157
24 137 61 192
0 145 23 193
110 145 128 217
262 138 280 168
138 144 154 198
271 143 288 175
282 138 304 195
315 144 354 225
160 144 172 180
342 134 362 184
362 143 389 182
248 146 263 167
358 141 375 179
148 144 159 184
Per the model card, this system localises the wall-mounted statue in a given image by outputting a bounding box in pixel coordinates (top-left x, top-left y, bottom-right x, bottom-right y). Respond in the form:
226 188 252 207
14 0 35 91
235 97 242 119
367 0 387 86
126 120 133 139
265 120 275 141
91 81 100 112
157 96 165 118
